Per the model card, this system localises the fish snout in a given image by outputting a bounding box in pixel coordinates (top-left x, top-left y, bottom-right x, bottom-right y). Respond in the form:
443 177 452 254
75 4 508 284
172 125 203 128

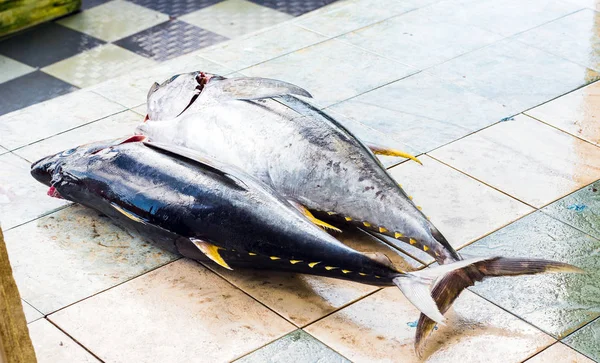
30 156 56 186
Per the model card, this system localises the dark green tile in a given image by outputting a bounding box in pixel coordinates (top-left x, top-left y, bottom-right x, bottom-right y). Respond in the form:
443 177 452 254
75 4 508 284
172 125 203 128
235 330 349 363
564 318 600 362
543 181 600 240
461 211 600 338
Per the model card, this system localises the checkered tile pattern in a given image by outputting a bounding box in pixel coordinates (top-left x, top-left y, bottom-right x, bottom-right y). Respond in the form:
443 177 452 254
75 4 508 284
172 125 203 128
0 0 341 116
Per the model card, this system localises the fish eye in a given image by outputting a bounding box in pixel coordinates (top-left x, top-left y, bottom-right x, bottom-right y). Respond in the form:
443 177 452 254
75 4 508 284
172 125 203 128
61 148 76 157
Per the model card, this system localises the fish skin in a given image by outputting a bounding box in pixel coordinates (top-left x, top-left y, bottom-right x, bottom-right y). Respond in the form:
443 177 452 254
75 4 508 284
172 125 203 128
138 73 460 265
29 138 408 285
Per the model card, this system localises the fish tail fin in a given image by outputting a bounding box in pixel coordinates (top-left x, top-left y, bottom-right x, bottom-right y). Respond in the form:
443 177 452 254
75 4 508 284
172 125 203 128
392 256 497 325
414 257 583 357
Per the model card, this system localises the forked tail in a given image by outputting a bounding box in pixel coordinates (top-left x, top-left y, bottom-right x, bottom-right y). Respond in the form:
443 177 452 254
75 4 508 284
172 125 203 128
414 257 583 357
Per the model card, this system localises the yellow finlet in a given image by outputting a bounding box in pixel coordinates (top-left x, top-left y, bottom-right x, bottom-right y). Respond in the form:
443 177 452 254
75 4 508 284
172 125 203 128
409 238 417 245
368 145 422 165
325 266 338 270
363 221 371 227
408 196 413 200
248 252 257 256
375 276 381 279
379 226 388 233
111 203 145 224
394 232 403 238
358 272 367 276
290 260 303 264
270 256 281 260
308 262 320 268
342 270 352 274
327 211 336 215
295 204 342 232
345 216 352 221
434 251 440 257
190 239 232 270
423 246 429 252
417 206 423 211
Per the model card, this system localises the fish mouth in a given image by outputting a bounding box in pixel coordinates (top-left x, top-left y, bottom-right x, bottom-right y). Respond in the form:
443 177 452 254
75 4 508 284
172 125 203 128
47 186 64 199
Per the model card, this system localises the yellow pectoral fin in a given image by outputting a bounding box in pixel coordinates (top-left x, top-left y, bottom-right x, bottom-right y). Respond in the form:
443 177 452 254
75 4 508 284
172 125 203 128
292 202 342 233
111 203 146 224
190 238 232 270
368 145 422 165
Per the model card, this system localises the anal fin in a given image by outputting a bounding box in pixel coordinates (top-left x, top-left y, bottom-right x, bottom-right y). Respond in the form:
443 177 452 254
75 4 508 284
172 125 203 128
190 238 232 270
367 144 422 165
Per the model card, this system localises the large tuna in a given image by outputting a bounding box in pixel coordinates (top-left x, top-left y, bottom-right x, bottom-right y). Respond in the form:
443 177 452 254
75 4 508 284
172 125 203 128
136 72 584 352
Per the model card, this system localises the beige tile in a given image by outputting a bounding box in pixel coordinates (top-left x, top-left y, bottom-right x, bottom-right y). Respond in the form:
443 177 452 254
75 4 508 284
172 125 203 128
199 22 326 70
29 319 99 363
22 300 43 323
130 104 147 116
296 0 417 37
180 0 292 39
57 0 168 42
4 205 178 314
43 44 156 88
206 229 421 327
526 343 595 363
387 156 533 257
90 52 231 108
15 110 142 163
430 115 600 208
50 259 295 363
243 39 417 107
0 54 34 83
0 90 125 150
0 153 69 230
305 289 554 362
526 81 600 146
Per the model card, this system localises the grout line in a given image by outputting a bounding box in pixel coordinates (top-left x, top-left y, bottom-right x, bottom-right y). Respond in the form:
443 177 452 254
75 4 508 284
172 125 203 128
3 203 72 233
524 113 600 151
519 341 560 363
45 318 107 363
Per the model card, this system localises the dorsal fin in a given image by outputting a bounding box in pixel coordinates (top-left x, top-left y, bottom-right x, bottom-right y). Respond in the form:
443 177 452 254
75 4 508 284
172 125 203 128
210 77 312 100
143 142 248 191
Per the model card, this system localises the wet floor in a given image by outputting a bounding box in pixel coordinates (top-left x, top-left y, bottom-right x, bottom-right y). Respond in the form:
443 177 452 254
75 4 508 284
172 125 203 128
1 0 600 362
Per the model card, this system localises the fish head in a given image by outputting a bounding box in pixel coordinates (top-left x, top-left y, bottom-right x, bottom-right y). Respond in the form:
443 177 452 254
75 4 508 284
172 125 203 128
146 71 223 122
30 135 147 197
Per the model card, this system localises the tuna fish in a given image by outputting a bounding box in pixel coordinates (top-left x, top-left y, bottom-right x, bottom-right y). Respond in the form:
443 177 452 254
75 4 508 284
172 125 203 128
30 136 523 326
136 72 584 353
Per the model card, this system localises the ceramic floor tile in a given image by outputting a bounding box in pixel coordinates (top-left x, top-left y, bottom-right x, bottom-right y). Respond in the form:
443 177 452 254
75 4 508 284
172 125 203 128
462 211 600 338
0 23 104 68
115 20 228 62
327 71 509 153
180 0 292 39
90 52 232 108
383 155 534 263
339 7 502 69
526 343 595 363
199 23 326 70
205 229 421 327
515 9 600 72
525 81 600 146
43 44 156 88
306 289 554 362
28 319 100 363
249 0 338 16
542 180 600 240
128 0 222 17
243 39 418 107
5 204 179 314
296 0 418 38
430 114 600 208
426 0 582 37
0 71 78 117
22 300 43 323
565 0 600 12
428 39 600 112
0 90 125 150
58 0 169 42
0 55 35 84
14 110 142 163
49 259 295 363
236 330 350 362
0 153 69 230
564 318 600 362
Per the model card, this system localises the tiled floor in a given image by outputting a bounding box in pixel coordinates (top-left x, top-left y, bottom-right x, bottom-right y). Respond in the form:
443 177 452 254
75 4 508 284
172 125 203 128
1 0 600 362
0 0 338 116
